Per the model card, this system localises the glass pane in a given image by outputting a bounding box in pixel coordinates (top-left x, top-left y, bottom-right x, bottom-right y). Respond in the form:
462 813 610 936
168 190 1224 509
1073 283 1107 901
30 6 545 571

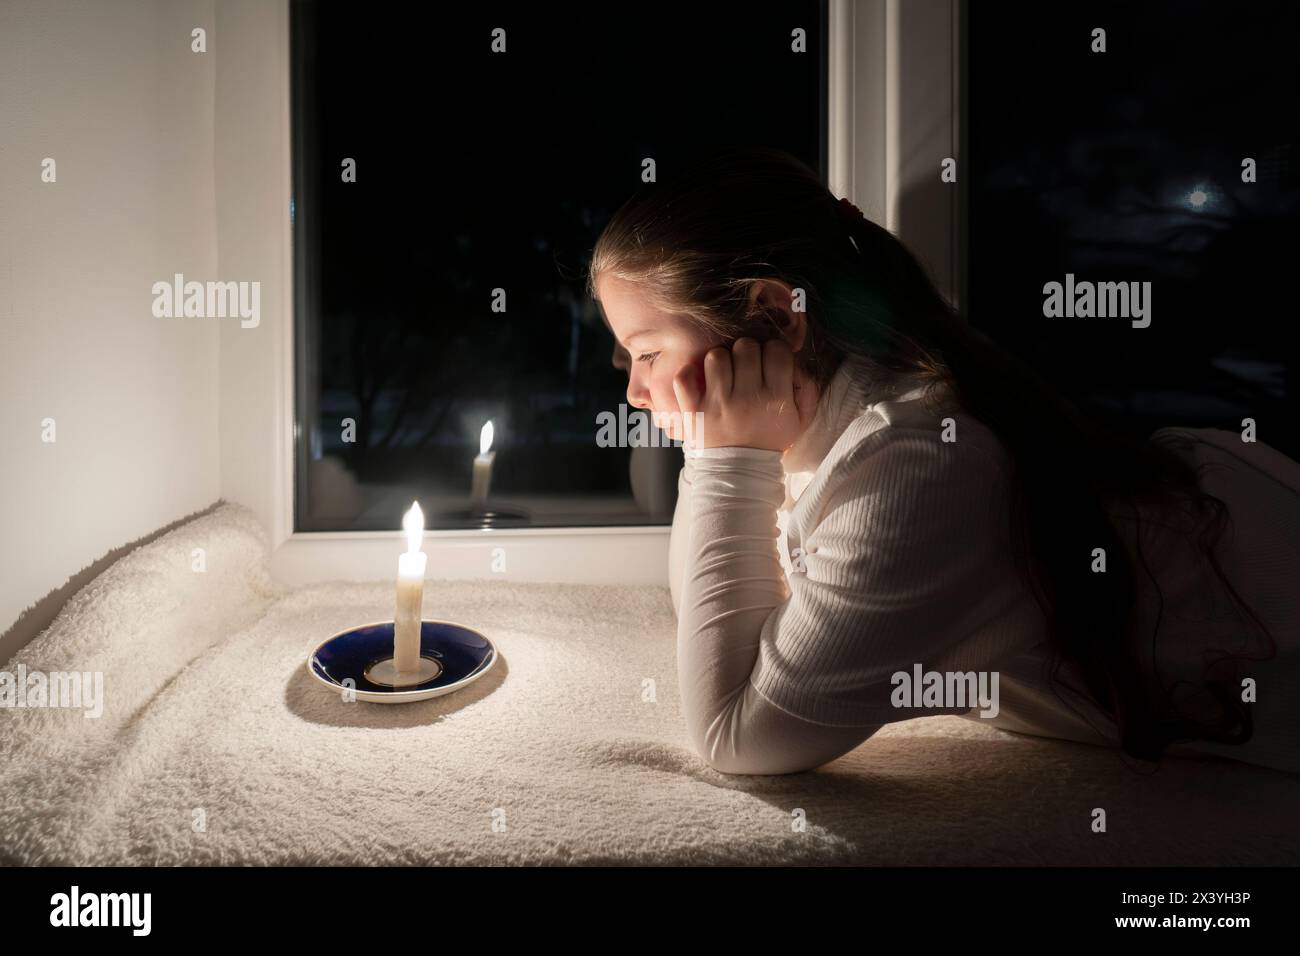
291 1 829 531
968 0 1300 460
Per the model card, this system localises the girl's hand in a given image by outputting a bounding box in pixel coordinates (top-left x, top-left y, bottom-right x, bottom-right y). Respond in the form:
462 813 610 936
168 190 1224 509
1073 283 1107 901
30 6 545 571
670 337 820 452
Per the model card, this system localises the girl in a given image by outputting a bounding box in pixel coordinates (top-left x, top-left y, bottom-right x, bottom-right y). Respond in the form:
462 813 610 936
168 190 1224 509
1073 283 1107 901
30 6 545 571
589 145 1300 776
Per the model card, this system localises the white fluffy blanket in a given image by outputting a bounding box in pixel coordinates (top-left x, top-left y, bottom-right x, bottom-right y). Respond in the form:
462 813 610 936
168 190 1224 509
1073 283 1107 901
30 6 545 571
2 503 1296 865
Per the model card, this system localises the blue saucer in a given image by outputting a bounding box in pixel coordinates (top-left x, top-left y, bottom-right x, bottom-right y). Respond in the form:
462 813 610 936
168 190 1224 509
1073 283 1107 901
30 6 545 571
307 619 497 704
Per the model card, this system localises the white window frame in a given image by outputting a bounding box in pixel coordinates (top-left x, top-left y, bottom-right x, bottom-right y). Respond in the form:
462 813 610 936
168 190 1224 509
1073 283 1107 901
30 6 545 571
829 0 964 309
220 0 962 587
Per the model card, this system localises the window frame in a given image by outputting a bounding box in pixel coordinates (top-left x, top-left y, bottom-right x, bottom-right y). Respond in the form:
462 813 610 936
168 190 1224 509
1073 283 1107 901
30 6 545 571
235 0 963 585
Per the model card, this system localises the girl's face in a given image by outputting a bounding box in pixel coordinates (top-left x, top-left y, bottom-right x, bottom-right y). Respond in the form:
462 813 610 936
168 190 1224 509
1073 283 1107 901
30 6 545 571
596 274 724 441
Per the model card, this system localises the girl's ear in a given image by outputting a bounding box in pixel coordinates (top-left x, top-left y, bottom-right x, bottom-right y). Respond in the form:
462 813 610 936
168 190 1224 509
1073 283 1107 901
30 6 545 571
746 279 807 352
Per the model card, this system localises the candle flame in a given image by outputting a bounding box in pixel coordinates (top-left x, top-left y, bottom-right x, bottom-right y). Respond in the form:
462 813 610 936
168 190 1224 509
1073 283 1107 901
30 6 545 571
479 420 494 456
402 501 424 553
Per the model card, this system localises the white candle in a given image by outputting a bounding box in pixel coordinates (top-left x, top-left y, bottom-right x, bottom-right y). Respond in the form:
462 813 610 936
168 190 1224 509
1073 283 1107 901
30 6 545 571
393 501 427 673
470 420 495 508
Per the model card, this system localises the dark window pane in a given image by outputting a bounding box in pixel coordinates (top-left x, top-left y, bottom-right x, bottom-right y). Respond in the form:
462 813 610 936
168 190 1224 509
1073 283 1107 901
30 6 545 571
968 0 1300 459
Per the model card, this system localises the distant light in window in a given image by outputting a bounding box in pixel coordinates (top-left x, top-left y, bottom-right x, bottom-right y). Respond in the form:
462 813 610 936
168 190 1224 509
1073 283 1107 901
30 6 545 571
1185 185 1211 210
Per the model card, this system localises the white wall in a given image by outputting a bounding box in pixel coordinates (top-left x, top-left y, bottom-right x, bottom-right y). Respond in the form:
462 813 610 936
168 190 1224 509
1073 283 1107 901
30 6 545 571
0 0 221 644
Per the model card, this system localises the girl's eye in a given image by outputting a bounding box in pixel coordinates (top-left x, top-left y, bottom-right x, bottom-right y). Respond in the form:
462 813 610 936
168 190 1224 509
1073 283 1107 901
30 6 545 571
636 352 660 365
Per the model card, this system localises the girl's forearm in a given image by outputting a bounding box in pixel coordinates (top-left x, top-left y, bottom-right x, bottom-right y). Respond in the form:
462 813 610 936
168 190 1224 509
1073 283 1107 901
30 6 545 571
675 447 788 760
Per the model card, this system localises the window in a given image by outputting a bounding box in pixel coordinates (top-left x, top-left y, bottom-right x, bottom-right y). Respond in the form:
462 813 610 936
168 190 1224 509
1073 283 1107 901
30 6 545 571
968 0 1299 459
290 1 829 532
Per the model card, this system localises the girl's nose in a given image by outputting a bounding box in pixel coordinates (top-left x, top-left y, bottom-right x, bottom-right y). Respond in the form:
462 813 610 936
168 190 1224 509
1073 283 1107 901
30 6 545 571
626 377 651 411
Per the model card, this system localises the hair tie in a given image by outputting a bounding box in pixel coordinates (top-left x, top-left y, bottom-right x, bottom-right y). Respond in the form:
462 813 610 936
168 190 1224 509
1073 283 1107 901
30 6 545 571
837 197 866 225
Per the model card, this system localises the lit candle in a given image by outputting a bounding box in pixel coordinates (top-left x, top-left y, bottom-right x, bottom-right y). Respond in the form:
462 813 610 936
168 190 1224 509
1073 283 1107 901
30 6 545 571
470 420 495 509
393 501 427 673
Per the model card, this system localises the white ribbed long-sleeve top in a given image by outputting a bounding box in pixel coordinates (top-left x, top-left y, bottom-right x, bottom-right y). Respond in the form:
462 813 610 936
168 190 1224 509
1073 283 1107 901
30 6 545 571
669 351 1300 776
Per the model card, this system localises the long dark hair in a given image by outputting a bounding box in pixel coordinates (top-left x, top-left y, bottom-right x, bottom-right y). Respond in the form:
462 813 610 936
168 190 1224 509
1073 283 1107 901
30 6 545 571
587 144 1277 763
